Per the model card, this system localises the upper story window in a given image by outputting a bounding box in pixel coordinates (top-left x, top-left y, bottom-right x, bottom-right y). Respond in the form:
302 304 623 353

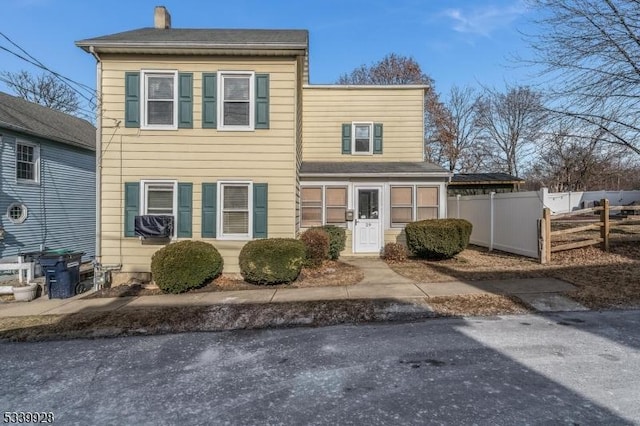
342 122 382 156
353 123 373 155
142 70 178 129
218 72 255 131
16 141 40 183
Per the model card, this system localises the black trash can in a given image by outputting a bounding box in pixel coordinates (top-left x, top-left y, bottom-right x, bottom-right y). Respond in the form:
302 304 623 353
39 251 84 299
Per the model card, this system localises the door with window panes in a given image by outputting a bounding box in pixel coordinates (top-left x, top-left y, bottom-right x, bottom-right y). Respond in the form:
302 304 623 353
354 186 382 253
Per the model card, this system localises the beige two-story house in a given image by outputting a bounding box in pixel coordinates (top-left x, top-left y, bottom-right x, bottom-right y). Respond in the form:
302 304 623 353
76 7 450 281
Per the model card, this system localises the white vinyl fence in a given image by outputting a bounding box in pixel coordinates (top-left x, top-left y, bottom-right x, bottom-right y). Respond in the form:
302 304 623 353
448 191 544 258
448 188 640 260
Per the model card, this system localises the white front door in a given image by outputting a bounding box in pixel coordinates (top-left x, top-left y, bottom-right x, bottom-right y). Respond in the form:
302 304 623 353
354 187 382 253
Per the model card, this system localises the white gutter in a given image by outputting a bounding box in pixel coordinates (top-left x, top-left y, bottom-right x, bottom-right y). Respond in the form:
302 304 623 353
89 45 102 290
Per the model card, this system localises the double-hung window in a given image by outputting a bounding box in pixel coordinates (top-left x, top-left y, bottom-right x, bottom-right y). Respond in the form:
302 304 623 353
16 141 39 183
220 182 252 238
142 70 178 129
353 122 373 155
219 72 255 130
139 180 178 237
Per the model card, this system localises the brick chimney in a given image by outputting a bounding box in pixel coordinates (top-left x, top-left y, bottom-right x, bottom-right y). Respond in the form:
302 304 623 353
154 6 171 29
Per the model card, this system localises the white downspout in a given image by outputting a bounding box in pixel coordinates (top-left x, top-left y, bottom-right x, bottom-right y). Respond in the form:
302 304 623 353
89 46 102 290
489 191 495 251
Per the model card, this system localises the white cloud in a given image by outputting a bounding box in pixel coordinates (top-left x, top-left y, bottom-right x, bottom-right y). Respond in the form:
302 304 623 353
443 2 528 37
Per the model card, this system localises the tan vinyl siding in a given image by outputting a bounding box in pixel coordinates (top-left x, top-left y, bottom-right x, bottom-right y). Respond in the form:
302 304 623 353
302 86 425 162
99 55 298 274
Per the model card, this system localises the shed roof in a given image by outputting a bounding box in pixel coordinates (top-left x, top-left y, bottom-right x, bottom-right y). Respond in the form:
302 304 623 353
450 173 524 184
300 161 450 177
0 92 95 151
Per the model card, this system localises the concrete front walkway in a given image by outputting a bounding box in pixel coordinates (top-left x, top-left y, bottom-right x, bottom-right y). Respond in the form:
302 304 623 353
0 258 586 317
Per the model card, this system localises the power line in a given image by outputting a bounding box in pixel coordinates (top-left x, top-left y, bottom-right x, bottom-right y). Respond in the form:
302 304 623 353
0 35 96 108
0 31 96 97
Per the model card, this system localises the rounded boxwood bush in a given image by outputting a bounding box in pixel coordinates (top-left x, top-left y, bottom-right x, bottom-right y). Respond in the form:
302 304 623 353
309 225 346 260
151 240 223 294
239 238 306 285
405 219 472 260
301 228 330 268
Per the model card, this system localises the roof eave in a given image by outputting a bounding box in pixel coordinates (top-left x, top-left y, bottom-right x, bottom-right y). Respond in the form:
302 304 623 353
75 40 308 54
300 172 453 178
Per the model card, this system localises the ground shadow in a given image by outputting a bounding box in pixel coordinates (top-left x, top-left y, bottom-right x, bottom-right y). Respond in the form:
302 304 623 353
0 298 636 424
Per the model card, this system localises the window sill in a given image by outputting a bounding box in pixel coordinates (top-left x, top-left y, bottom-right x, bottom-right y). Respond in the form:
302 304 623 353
16 179 40 185
216 235 253 241
140 126 179 131
217 127 255 132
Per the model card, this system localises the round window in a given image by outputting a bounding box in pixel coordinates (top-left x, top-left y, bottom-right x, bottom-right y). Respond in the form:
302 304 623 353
7 203 27 224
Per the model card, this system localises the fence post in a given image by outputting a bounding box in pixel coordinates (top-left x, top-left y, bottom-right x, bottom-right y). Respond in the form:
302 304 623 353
489 192 495 251
456 194 460 219
601 198 610 251
539 207 551 264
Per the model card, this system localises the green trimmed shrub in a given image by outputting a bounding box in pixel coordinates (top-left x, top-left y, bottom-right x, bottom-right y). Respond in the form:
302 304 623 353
151 240 223 294
301 228 330 268
239 238 306 285
310 225 346 260
405 219 472 260
383 242 408 263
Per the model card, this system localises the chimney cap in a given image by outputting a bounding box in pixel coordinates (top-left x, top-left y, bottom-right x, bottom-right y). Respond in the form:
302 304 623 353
154 6 171 29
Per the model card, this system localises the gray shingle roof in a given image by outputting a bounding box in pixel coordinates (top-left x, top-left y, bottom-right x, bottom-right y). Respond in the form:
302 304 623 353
76 28 308 51
0 92 95 151
300 161 450 176
451 173 524 183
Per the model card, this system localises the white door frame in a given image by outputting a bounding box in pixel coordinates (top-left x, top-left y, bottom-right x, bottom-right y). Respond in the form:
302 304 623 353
352 184 384 253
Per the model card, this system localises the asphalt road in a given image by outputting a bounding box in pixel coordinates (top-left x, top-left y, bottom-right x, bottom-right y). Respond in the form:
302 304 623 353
1 310 640 425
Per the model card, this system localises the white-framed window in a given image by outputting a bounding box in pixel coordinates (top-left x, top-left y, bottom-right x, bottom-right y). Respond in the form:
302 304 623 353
6 202 27 224
141 70 178 129
218 71 255 131
300 185 348 228
352 122 373 155
16 140 40 183
218 182 253 239
390 185 439 227
140 180 178 236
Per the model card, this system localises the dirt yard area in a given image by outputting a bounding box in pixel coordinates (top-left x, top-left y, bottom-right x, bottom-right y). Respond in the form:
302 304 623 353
387 243 640 310
86 260 363 299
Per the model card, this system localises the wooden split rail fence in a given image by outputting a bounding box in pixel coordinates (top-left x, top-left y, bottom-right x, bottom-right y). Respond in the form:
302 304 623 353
539 199 640 264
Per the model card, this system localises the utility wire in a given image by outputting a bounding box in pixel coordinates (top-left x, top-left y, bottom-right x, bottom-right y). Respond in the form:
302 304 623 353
0 31 96 99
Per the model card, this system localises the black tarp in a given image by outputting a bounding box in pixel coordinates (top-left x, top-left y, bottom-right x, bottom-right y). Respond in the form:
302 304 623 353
134 215 174 238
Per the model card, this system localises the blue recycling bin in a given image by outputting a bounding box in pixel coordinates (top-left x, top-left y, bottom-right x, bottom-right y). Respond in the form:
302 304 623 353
38 251 84 299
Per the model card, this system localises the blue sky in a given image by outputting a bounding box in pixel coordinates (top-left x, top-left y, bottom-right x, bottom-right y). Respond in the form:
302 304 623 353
1 0 538 109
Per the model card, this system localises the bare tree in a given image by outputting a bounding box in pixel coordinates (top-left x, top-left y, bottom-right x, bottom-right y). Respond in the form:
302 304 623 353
337 53 454 165
525 0 640 156
440 85 483 172
476 85 547 177
1 70 80 114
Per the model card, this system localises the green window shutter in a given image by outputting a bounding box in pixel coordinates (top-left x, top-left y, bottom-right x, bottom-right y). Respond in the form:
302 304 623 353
178 73 193 128
255 74 270 129
253 183 268 238
201 183 217 238
124 182 140 237
202 73 217 128
373 123 383 154
124 72 140 128
177 183 193 238
342 123 351 154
